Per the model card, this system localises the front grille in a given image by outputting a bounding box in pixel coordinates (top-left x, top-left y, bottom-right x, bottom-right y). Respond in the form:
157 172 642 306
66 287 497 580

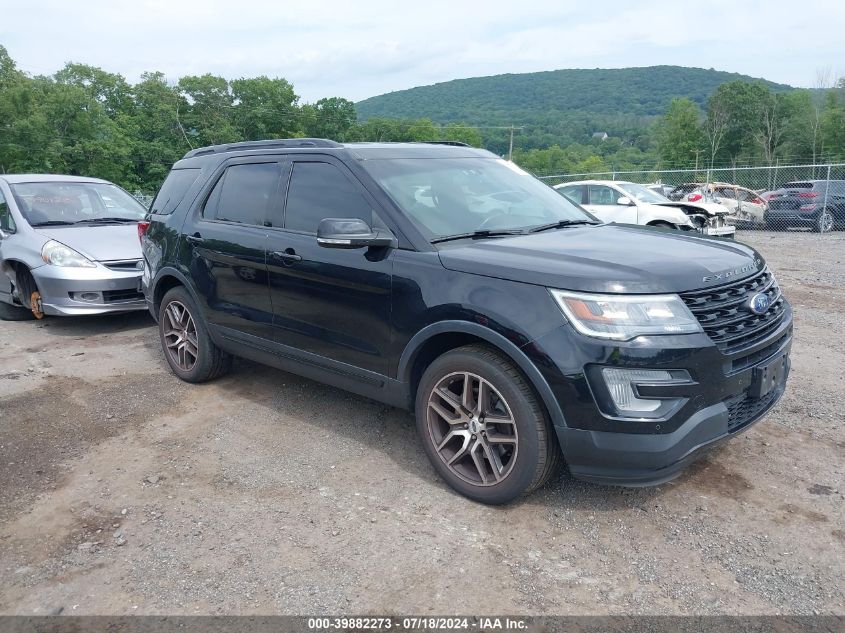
680 268 786 354
724 387 781 432
103 289 144 303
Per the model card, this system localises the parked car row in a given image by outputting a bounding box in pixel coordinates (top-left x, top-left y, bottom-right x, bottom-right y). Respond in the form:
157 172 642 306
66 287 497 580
0 141 794 505
554 180 736 237
559 178 845 234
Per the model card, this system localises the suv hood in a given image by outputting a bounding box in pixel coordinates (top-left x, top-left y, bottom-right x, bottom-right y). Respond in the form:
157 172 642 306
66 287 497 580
437 224 761 293
34 225 142 262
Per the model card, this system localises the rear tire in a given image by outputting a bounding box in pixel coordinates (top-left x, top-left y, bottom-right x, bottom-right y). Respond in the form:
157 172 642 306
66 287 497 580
415 344 561 505
158 286 231 383
812 210 834 233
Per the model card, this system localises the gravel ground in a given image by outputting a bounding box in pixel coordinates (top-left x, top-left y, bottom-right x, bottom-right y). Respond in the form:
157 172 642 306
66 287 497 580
0 231 842 616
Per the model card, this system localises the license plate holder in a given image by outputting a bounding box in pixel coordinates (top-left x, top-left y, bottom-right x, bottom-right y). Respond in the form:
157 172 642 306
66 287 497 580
749 351 789 399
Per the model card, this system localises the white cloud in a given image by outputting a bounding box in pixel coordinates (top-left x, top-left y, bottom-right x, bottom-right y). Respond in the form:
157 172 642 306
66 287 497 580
1 0 842 102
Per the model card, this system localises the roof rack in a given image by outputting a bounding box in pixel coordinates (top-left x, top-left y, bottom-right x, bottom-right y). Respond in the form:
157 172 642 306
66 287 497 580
182 138 341 159
417 141 471 147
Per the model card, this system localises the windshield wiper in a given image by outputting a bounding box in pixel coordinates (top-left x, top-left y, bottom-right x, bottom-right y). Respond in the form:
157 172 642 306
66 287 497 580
430 229 527 244
29 220 76 227
74 217 139 224
528 219 599 233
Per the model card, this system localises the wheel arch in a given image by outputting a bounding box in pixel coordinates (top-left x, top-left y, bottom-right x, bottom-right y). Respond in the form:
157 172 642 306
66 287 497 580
398 321 568 430
151 267 200 320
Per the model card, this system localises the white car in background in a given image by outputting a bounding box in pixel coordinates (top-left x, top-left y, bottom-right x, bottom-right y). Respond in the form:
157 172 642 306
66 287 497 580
554 180 735 237
667 182 767 228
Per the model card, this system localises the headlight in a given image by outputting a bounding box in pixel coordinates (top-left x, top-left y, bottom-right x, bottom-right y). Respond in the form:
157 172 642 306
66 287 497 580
550 290 703 340
41 240 96 267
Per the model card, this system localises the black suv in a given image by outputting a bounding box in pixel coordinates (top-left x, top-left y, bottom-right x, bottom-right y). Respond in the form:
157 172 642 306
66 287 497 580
764 180 845 232
141 139 793 504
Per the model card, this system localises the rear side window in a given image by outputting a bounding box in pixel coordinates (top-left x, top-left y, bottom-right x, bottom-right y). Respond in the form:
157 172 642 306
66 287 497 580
782 182 814 190
205 163 281 226
283 162 373 233
557 185 583 204
150 168 201 215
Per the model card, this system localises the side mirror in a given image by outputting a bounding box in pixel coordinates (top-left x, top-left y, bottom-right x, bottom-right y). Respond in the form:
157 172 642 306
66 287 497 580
616 196 633 206
316 218 396 249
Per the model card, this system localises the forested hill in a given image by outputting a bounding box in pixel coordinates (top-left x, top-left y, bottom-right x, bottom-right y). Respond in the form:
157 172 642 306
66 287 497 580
356 65 794 123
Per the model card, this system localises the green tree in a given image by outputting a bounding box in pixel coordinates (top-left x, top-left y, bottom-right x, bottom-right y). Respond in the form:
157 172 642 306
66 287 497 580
655 98 705 167
231 76 301 140
177 74 239 146
302 97 356 140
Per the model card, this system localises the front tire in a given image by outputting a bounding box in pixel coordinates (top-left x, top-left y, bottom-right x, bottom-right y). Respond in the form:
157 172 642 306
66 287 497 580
415 344 561 504
158 286 231 383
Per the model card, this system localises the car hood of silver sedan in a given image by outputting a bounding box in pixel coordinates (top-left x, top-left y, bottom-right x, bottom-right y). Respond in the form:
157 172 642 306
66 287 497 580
35 224 142 262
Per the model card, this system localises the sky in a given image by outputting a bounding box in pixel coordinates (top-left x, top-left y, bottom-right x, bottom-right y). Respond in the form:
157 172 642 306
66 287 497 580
1 0 843 103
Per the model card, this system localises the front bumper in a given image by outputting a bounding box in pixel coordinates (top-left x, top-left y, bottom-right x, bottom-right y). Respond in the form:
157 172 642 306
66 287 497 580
524 302 792 486
31 264 146 316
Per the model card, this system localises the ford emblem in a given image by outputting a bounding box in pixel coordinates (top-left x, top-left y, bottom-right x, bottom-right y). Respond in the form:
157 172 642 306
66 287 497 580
748 293 771 315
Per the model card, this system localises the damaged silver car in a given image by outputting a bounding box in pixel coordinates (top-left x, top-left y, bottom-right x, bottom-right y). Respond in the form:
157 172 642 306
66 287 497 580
0 174 148 320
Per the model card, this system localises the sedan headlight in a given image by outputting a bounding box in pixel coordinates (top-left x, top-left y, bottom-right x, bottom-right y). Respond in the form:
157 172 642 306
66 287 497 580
41 240 96 268
550 290 702 340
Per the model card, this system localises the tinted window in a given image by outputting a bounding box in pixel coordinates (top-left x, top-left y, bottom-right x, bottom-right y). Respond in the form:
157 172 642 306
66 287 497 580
588 185 617 205
151 168 201 215
558 185 582 204
0 191 15 232
284 162 373 233
208 163 281 226
783 182 814 190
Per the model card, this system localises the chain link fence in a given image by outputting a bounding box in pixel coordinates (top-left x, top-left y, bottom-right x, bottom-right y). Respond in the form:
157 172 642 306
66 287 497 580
534 163 845 233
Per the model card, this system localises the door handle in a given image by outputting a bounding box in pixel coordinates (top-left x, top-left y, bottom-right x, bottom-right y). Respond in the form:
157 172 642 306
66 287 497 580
271 250 302 263
185 233 204 244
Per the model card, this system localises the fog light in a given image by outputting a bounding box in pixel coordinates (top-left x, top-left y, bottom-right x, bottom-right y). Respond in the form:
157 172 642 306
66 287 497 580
600 368 691 419
73 291 103 303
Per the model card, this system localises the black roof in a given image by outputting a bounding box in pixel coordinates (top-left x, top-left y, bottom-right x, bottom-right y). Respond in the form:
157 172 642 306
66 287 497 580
179 139 494 163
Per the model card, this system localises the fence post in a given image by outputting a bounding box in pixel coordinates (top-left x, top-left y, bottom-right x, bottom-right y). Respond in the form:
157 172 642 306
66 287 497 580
824 164 832 213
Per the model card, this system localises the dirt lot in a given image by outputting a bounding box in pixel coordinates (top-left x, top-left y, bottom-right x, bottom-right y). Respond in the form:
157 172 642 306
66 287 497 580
0 231 843 616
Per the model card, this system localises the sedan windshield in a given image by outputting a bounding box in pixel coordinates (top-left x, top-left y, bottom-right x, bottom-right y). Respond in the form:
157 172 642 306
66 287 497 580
617 183 669 204
10 182 147 226
361 158 595 240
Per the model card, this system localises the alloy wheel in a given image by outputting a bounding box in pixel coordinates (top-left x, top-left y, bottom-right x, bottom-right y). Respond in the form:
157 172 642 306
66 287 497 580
426 371 518 486
819 211 834 233
162 300 199 372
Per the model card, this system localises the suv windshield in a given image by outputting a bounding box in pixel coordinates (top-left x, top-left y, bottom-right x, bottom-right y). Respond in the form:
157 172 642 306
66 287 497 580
361 158 594 240
617 183 668 204
11 182 147 226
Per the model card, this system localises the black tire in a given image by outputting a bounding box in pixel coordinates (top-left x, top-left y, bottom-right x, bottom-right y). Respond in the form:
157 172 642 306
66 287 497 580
158 286 231 383
415 344 561 504
812 209 834 233
649 221 675 230
0 300 36 321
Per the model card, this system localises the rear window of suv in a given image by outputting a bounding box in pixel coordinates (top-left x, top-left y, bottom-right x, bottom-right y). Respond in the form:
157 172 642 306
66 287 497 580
150 168 201 215
781 182 814 189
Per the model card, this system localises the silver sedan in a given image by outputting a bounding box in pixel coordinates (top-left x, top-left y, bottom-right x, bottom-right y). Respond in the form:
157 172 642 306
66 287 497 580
0 174 149 320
